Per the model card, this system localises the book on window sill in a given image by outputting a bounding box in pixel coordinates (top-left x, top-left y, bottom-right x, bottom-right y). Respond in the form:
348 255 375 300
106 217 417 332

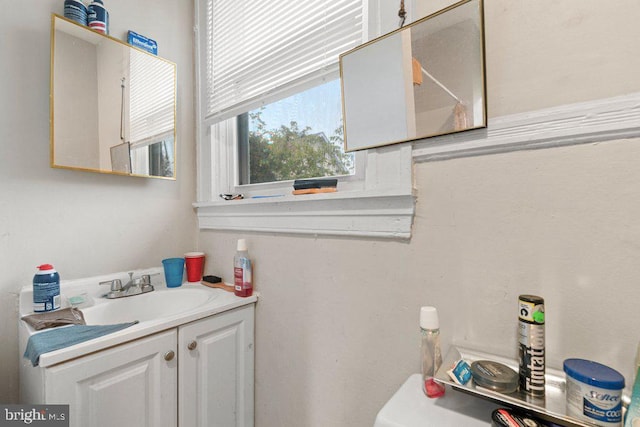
293 178 338 190
292 188 338 195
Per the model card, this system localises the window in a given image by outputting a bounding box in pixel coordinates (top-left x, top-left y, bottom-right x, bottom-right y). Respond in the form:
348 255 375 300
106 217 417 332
203 0 364 123
238 79 354 185
128 49 175 177
130 137 174 177
194 0 415 238
202 0 363 190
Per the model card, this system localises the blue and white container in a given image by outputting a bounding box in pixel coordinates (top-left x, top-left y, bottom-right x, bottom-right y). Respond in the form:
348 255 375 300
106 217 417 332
564 358 625 426
128 30 158 55
88 0 109 34
64 0 88 26
33 264 61 313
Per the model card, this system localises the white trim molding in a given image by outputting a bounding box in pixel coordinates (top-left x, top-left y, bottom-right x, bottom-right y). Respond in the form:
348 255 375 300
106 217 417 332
413 92 640 162
195 191 415 239
195 148 415 238
195 93 640 240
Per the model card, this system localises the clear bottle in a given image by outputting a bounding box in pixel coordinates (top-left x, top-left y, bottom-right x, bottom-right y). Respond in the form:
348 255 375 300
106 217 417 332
420 306 445 398
233 239 253 297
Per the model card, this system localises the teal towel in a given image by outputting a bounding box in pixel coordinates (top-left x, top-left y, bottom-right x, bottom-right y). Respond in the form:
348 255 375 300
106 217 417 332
24 322 138 366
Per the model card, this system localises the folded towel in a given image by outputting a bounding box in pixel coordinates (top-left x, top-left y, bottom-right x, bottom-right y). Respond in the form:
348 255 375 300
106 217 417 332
24 321 138 366
22 307 86 330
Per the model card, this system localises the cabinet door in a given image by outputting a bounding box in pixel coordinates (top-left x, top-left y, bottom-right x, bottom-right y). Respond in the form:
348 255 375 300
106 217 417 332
46 330 177 427
179 305 255 427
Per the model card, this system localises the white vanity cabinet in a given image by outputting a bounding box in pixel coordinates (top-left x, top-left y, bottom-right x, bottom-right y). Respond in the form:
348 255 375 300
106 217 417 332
179 304 255 427
46 329 178 427
22 304 255 427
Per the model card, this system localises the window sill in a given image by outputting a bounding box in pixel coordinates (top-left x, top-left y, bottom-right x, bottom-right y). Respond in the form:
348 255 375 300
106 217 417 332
194 189 415 239
195 93 640 239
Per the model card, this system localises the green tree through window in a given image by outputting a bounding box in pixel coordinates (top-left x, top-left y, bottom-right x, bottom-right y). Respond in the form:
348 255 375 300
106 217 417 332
247 111 353 184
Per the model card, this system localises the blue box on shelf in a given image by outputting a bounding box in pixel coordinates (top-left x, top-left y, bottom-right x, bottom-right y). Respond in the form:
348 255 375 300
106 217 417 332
127 30 158 55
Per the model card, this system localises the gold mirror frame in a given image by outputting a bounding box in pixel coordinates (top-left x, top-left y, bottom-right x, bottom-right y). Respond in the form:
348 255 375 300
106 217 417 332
50 14 177 179
340 0 486 152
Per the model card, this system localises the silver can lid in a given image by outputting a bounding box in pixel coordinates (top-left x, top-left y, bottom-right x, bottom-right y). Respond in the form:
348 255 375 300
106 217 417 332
470 360 519 393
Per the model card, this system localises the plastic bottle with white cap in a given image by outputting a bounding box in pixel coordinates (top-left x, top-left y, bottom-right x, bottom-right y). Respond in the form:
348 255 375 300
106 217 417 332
233 239 253 297
420 306 445 398
88 0 109 34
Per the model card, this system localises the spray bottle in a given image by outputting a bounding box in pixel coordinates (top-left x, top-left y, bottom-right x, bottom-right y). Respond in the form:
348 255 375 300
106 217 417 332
33 264 61 312
518 294 545 396
233 239 253 297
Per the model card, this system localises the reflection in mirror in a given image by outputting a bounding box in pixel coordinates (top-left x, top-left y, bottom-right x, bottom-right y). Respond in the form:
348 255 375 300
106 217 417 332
340 0 485 152
51 15 177 178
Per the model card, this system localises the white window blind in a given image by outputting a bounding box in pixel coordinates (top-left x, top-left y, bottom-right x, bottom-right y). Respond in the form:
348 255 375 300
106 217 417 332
205 0 363 123
128 49 175 146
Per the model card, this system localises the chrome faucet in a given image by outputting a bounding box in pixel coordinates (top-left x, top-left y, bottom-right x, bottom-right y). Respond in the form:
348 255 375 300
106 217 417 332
100 272 154 299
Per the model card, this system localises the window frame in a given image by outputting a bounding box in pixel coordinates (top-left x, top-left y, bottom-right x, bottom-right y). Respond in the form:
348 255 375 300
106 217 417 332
193 0 416 239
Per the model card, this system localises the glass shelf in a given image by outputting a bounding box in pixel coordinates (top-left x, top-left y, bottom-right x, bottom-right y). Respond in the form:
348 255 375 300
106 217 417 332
434 346 628 427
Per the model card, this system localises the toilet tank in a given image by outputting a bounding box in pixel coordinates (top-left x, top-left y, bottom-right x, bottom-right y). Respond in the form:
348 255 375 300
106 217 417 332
373 374 500 427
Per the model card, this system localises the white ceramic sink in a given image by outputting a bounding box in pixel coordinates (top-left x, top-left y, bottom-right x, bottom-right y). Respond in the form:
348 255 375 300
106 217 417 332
82 287 219 324
19 268 258 367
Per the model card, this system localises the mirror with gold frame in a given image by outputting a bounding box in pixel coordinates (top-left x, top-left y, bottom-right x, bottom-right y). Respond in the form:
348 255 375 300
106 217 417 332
50 14 177 179
340 0 486 152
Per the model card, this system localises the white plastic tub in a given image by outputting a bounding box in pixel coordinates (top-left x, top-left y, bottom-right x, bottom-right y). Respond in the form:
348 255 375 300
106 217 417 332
564 358 625 426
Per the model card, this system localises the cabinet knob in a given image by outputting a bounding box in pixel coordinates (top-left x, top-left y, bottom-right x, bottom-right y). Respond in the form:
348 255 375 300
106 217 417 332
187 341 198 350
164 350 175 361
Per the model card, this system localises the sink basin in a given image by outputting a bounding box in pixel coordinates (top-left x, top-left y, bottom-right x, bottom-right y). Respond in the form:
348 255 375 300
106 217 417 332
19 268 257 368
82 288 219 324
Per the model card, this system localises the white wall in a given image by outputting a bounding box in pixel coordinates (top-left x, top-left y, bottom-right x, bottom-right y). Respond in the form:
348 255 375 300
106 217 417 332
198 1 640 426
0 0 195 402
3 1 640 425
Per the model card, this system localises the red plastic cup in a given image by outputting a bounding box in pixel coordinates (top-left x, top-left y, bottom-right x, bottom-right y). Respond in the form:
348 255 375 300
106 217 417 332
184 252 205 283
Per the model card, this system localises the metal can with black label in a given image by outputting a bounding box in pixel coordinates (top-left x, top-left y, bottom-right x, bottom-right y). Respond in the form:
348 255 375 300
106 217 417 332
518 294 545 396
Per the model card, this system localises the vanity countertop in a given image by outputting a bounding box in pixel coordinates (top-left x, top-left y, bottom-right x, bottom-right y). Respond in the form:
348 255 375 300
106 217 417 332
19 268 257 368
